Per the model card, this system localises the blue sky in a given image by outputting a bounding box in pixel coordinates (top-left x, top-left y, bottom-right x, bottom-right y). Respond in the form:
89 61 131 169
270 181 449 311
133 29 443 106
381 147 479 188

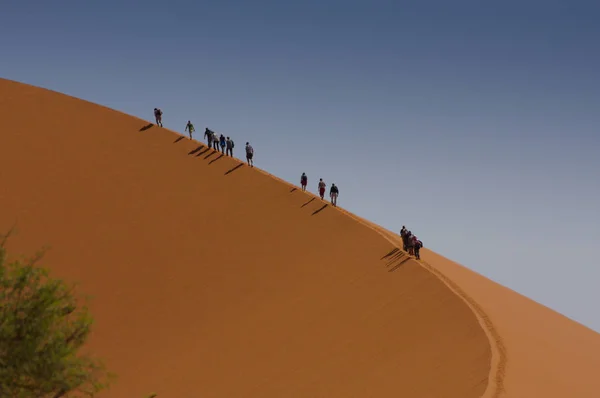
2 1 599 331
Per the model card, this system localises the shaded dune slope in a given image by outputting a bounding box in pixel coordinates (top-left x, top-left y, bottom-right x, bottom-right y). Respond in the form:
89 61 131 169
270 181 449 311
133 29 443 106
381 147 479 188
0 78 493 397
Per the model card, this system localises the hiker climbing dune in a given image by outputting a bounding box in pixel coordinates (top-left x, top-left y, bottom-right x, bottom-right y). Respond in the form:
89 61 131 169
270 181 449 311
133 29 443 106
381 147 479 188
318 179 326 200
185 120 195 140
329 183 339 206
300 173 308 191
245 142 254 167
153 108 163 127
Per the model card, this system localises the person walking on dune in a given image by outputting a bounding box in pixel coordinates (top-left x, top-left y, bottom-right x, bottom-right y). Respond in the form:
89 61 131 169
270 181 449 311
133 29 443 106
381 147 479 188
413 236 423 260
226 136 235 157
400 226 407 251
300 172 308 191
185 120 195 140
406 231 415 256
329 183 339 206
212 131 219 150
245 142 254 167
205 128 214 147
219 134 226 154
154 108 163 127
318 179 326 200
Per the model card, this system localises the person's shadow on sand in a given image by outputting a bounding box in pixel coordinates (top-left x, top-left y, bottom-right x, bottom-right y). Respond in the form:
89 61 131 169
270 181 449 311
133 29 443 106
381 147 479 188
139 123 154 132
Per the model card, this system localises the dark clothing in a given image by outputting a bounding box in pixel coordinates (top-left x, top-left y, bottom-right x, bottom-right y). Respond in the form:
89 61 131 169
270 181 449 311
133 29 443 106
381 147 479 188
154 110 162 127
205 130 214 145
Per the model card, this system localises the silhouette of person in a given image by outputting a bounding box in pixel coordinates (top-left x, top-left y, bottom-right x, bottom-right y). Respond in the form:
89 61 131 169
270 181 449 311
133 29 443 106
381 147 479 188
245 142 254 167
329 183 339 206
400 226 407 251
300 173 308 191
212 131 219 150
318 179 326 200
226 137 234 157
154 108 163 127
185 120 195 140
204 128 213 147
406 231 414 256
219 134 226 154
413 236 423 260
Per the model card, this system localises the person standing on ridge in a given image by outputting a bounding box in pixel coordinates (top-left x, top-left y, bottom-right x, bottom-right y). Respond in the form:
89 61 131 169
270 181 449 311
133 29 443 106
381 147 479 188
204 128 214 147
154 108 163 127
413 236 423 260
318 178 326 200
226 136 235 157
212 131 219 150
300 173 308 191
400 226 408 251
329 183 339 206
406 231 415 256
245 142 254 167
219 134 226 154
185 120 195 140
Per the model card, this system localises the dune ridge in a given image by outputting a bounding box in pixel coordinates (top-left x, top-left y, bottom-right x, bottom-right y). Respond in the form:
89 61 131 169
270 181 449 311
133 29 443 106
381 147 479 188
2 77 600 397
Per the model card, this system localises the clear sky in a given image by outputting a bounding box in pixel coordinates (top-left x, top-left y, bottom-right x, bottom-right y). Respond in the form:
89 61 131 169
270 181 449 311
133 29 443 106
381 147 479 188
2 1 599 331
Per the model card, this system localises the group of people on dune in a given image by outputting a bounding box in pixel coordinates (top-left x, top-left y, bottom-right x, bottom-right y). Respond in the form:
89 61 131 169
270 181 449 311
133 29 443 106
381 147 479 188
400 226 424 260
154 109 422 256
153 108 340 205
155 109 428 260
202 127 255 167
153 109 255 167
300 173 340 206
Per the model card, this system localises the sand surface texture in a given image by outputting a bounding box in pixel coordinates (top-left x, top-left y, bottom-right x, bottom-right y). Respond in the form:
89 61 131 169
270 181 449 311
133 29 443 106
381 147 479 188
1 78 598 397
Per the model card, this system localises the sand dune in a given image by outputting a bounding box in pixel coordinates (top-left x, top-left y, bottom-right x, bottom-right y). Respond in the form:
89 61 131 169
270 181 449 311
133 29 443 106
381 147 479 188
1 77 599 397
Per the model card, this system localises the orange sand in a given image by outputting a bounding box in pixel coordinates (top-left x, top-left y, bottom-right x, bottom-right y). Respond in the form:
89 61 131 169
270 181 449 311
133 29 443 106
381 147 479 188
1 78 599 397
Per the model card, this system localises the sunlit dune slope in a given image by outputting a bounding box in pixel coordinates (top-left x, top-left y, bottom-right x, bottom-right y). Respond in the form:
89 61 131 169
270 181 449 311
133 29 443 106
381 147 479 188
1 77 491 398
355 213 600 398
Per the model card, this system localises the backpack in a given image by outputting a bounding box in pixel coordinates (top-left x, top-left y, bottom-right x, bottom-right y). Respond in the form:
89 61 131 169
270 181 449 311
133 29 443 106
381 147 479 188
301 176 307 184
231 140 235 148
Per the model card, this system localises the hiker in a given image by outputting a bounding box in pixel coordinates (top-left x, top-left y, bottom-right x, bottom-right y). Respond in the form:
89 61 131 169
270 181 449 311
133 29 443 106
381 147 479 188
219 134 226 154
212 131 219 150
226 136 235 157
406 231 415 256
318 179 326 200
300 173 308 191
400 226 407 251
329 183 339 206
413 236 423 260
245 142 254 167
185 120 195 140
154 108 163 127
204 128 214 147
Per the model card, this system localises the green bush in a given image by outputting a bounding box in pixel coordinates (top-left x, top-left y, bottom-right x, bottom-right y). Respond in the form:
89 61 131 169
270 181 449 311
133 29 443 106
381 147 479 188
0 229 113 397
